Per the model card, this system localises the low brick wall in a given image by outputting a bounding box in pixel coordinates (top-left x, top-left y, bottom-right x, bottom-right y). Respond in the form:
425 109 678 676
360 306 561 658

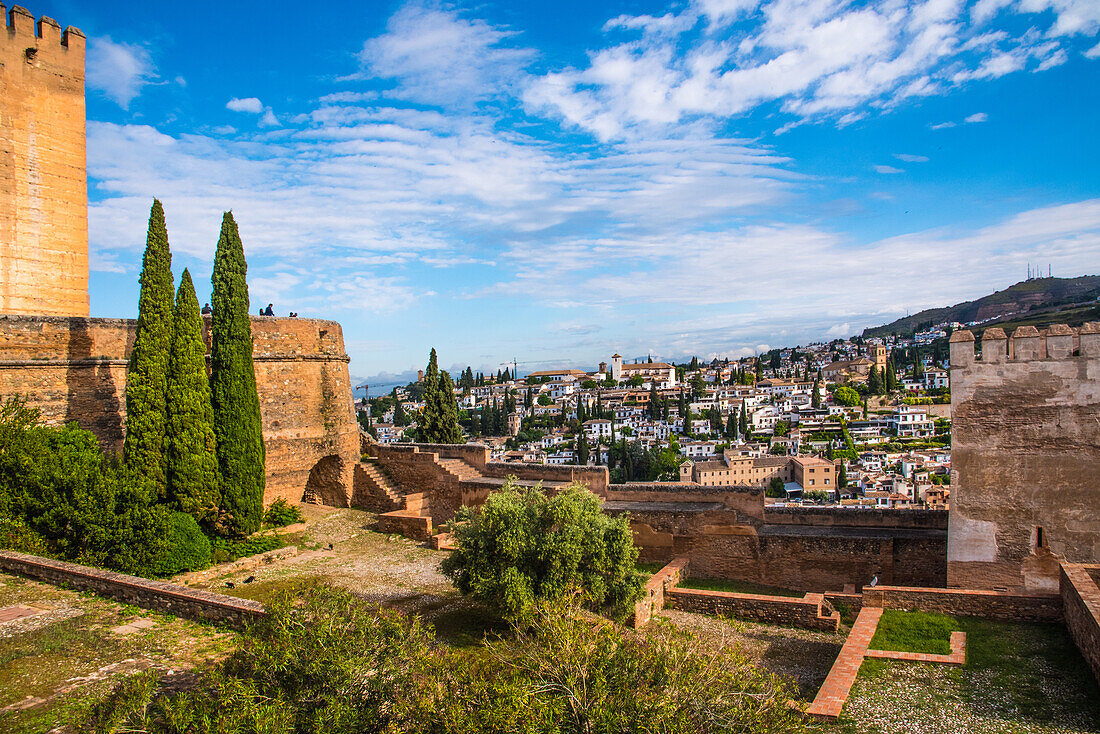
1061 564 1100 684
666 587 839 631
863 584 1062 622
0 551 265 629
631 557 688 628
482 462 609 496
824 591 864 616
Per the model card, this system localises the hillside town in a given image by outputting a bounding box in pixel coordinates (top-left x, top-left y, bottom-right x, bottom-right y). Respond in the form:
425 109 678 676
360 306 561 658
359 330 954 510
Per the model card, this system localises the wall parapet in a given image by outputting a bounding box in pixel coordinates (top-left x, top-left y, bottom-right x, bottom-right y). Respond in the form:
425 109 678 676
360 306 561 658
949 322 1100 368
0 551 265 629
1061 564 1100 684
666 586 839 632
1 5 85 51
482 461 609 495
764 506 948 530
631 557 689 628
863 584 1062 622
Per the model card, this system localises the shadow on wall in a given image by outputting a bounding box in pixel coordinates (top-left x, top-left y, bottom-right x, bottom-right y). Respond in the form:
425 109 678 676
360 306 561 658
302 454 347 507
65 318 122 447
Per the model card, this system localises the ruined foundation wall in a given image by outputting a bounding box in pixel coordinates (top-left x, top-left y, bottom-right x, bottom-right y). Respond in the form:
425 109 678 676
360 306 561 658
948 325 1100 592
0 7 89 316
0 314 359 506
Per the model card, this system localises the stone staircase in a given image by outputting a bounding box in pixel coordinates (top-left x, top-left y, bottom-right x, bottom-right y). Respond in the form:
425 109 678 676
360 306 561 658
353 458 404 512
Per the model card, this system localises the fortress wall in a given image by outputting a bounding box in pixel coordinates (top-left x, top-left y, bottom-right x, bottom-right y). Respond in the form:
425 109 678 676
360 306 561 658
764 507 948 530
948 324 1100 592
0 6 89 316
0 314 359 506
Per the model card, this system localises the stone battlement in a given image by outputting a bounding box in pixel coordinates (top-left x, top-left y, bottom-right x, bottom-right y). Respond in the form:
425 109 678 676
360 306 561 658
949 323 1100 367
948 322 1100 593
1 5 85 52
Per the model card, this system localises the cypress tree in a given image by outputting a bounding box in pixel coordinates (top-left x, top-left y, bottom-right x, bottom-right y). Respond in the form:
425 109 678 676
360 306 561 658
886 361 898 392
812 378 823 409
124 199 175 499
577 431 589 465
210 212 265 536
420 348 444 442
166 269 220 527
725 412 737 439
438 370 463 444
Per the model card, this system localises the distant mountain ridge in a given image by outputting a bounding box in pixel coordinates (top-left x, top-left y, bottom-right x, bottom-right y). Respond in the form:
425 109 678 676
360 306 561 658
863 276 1100 337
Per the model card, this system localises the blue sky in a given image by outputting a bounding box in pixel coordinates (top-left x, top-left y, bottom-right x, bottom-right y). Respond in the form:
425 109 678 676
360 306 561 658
31 0 1100 383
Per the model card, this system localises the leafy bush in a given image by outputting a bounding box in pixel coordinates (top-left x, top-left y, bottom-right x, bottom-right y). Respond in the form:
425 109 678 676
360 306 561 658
0 516 49 555
263 497 303 528
154 512 212 576
0 399 209 578
82 587 809 734
212 532 284 563
441 480 643 623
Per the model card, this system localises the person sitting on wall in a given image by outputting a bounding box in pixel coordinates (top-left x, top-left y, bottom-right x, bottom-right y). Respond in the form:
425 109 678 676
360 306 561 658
201 303 212 314
261 304 275 316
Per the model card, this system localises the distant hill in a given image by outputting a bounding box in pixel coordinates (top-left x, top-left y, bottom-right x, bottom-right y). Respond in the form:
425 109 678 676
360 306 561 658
863 276 1100 338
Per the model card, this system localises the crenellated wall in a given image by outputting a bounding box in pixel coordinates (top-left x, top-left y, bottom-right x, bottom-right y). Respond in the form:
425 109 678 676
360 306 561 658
0 314 359 507
948 323 1100 592
0 5 89 316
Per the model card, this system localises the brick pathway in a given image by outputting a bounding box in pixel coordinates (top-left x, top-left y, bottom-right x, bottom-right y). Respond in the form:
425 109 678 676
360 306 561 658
806 607 882 720
0 604 44 623
866 631 967 665
806 610 969 721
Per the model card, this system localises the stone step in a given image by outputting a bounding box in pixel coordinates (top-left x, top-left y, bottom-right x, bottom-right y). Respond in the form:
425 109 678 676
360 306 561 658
403 492 427 514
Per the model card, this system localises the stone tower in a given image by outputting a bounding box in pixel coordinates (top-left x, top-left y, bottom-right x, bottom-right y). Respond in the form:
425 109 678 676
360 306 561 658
0 5 89 316
948 324 1100 593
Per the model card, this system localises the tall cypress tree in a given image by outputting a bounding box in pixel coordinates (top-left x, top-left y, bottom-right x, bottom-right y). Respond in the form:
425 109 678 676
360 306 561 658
577 431 589 465
739 400 749 436
420 349 444 442
210 212 265 536
166 269 220 527
439 370 463 444
125 199 175 500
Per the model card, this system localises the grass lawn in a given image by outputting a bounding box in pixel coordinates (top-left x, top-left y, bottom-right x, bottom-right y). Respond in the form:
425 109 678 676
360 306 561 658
677 576 804 597
838 617 1100 733
868 609 956 655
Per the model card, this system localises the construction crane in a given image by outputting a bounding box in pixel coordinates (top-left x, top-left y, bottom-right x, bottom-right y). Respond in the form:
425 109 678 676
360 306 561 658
498 358 570 380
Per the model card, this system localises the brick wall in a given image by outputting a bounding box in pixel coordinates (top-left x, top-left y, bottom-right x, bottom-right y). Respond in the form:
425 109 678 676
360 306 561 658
1061 564 1100 683
863 584 1062 622
666 587 839 631
482 462 609 496
631 557 688 628
764 506 948 530
0 551 265 629
608 483 764 520
0 314 359 507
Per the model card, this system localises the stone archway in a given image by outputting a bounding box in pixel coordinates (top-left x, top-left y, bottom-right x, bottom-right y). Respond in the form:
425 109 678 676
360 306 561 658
301 454 348 507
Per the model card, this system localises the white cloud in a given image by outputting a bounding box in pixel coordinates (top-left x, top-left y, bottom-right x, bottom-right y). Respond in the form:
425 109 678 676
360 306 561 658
226 97 264 113
1087 40 1100 58
826 323 852 338
895 153 930 162
86 36 156 108
358 1 534 106
965 111 989 122
929 120 956 129
875 164 905 174
522 0 1095 138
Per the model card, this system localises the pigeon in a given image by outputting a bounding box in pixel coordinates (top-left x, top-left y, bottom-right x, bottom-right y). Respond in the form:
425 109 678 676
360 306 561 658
225 581 235 588
243 576 255 584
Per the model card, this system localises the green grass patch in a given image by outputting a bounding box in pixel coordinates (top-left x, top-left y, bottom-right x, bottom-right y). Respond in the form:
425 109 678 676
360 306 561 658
635 561 666 579
868 609 956 655
677 577 803 597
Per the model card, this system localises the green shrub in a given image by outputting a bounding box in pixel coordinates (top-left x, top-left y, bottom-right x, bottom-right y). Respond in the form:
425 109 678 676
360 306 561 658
154 512 212 576
0 515 49 555
83 588 809 734
441 480 643 623
263 498 303 528
212 532 284 563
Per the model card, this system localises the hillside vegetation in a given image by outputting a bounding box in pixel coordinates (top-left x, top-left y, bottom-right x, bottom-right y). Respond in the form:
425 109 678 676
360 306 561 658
863 276 1100 337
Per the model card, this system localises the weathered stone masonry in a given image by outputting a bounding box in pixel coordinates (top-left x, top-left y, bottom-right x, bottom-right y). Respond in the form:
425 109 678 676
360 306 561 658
1 5 89 316
949 324 1100 592
0 314 360 506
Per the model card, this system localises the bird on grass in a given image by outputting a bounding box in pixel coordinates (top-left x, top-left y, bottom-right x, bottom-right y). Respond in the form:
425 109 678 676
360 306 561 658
243 576 255 584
